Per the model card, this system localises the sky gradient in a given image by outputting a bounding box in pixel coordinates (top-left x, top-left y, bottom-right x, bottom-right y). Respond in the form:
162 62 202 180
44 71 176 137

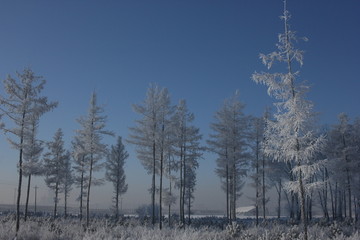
0 0 359 212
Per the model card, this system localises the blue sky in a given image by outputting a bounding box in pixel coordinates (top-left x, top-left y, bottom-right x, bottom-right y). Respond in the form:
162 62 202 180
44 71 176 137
0 0 359 211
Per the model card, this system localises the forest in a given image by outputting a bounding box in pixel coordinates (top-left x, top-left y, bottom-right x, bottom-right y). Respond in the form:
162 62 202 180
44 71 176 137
0 1 359 240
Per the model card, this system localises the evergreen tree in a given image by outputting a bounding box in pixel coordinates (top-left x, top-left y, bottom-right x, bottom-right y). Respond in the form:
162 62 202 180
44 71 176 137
208 92 249 222
128 84 170 227
172 100 203 226
71 136 88 221
105 136 129 221
62 150 73 219
0 68 57 233
22 112 44 221
252 1 325 239
43 128 69 218
76 92 113 227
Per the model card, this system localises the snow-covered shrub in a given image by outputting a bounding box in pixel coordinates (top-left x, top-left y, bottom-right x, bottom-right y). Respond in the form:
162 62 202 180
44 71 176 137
226 222 242 238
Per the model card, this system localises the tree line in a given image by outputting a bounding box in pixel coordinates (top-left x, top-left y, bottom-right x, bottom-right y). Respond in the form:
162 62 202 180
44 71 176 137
1 2 359 239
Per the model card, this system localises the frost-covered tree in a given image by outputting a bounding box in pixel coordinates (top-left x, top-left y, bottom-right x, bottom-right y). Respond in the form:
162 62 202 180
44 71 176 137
252 2 325 239
156 87 174 229
43 128 69 219
71 136 88 221
249 116 270 224
184 152 199 225
208 92 249 222
0 68 57 233
76 92 113 227
172 100 203 226
62 150 73 219
326 113 358 220
105 136 128 221
128 84 172 227
22 113 43 221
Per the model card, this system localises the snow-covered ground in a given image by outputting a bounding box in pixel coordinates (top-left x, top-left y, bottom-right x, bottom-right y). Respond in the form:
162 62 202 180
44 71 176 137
1 215 360 240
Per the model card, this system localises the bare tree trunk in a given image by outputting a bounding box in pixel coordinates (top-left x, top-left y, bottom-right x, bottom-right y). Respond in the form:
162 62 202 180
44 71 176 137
344 190 347 219
152 140 156 226
79 170 84 221
159 150 163 230
226 163 229 223
262 156 266 220
168 172 172 227
64 187 68 219
24 174 32 221
86 153 94 227
54 183 59 219
115 179 119 221
188 189 191 225
232 163 236 221
182 145 186 227
277 179 282 219
329 181 335 220
346 168 352 219
299 170 308 240
16 114 26 233
179 149 183 225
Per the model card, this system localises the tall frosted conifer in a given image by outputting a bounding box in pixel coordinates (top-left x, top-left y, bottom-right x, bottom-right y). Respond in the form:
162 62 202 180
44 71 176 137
208 91 249 222
43 128 69 219
128 84 173 228
23 113 43 221
252 1 325 239
62 150 73 218
76 92 113 227
172 100 203 226
105 136 128 221
0 68 57 234
72 135 88 221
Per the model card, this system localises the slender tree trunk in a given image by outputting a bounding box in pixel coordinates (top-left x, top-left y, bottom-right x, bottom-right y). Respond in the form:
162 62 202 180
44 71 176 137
54 183 59 219
179 148 183 225
255 165 259 225
188 189 191 225
346 168 352 219
225 149 229 223
24 174 32 221
16 113 26 233
182 144 186 226
79 170 84 221
277 179 282 219
86 153 94 227
168 171 172 227
64 187 68 219
262 155 266 220
344 190 347 218
152 140 156 226
299 170 308 240
116 180 119 221
329 182 335 220
159 150 163 230
232 163 236 221
255 142 259 225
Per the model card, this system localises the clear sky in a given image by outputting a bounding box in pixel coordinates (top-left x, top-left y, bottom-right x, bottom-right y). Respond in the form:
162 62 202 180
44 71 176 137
0 0 359 212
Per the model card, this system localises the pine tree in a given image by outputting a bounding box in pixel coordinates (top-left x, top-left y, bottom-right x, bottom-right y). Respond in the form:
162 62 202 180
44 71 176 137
208 92 249 222
128 84 171 227
43 128 69 219
22 113 44 221
71 136 88 221
62 150 73 219
105 136 128 221
0 68 57 233
76 92 113 227
172 100 203 226
252 1 325 239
